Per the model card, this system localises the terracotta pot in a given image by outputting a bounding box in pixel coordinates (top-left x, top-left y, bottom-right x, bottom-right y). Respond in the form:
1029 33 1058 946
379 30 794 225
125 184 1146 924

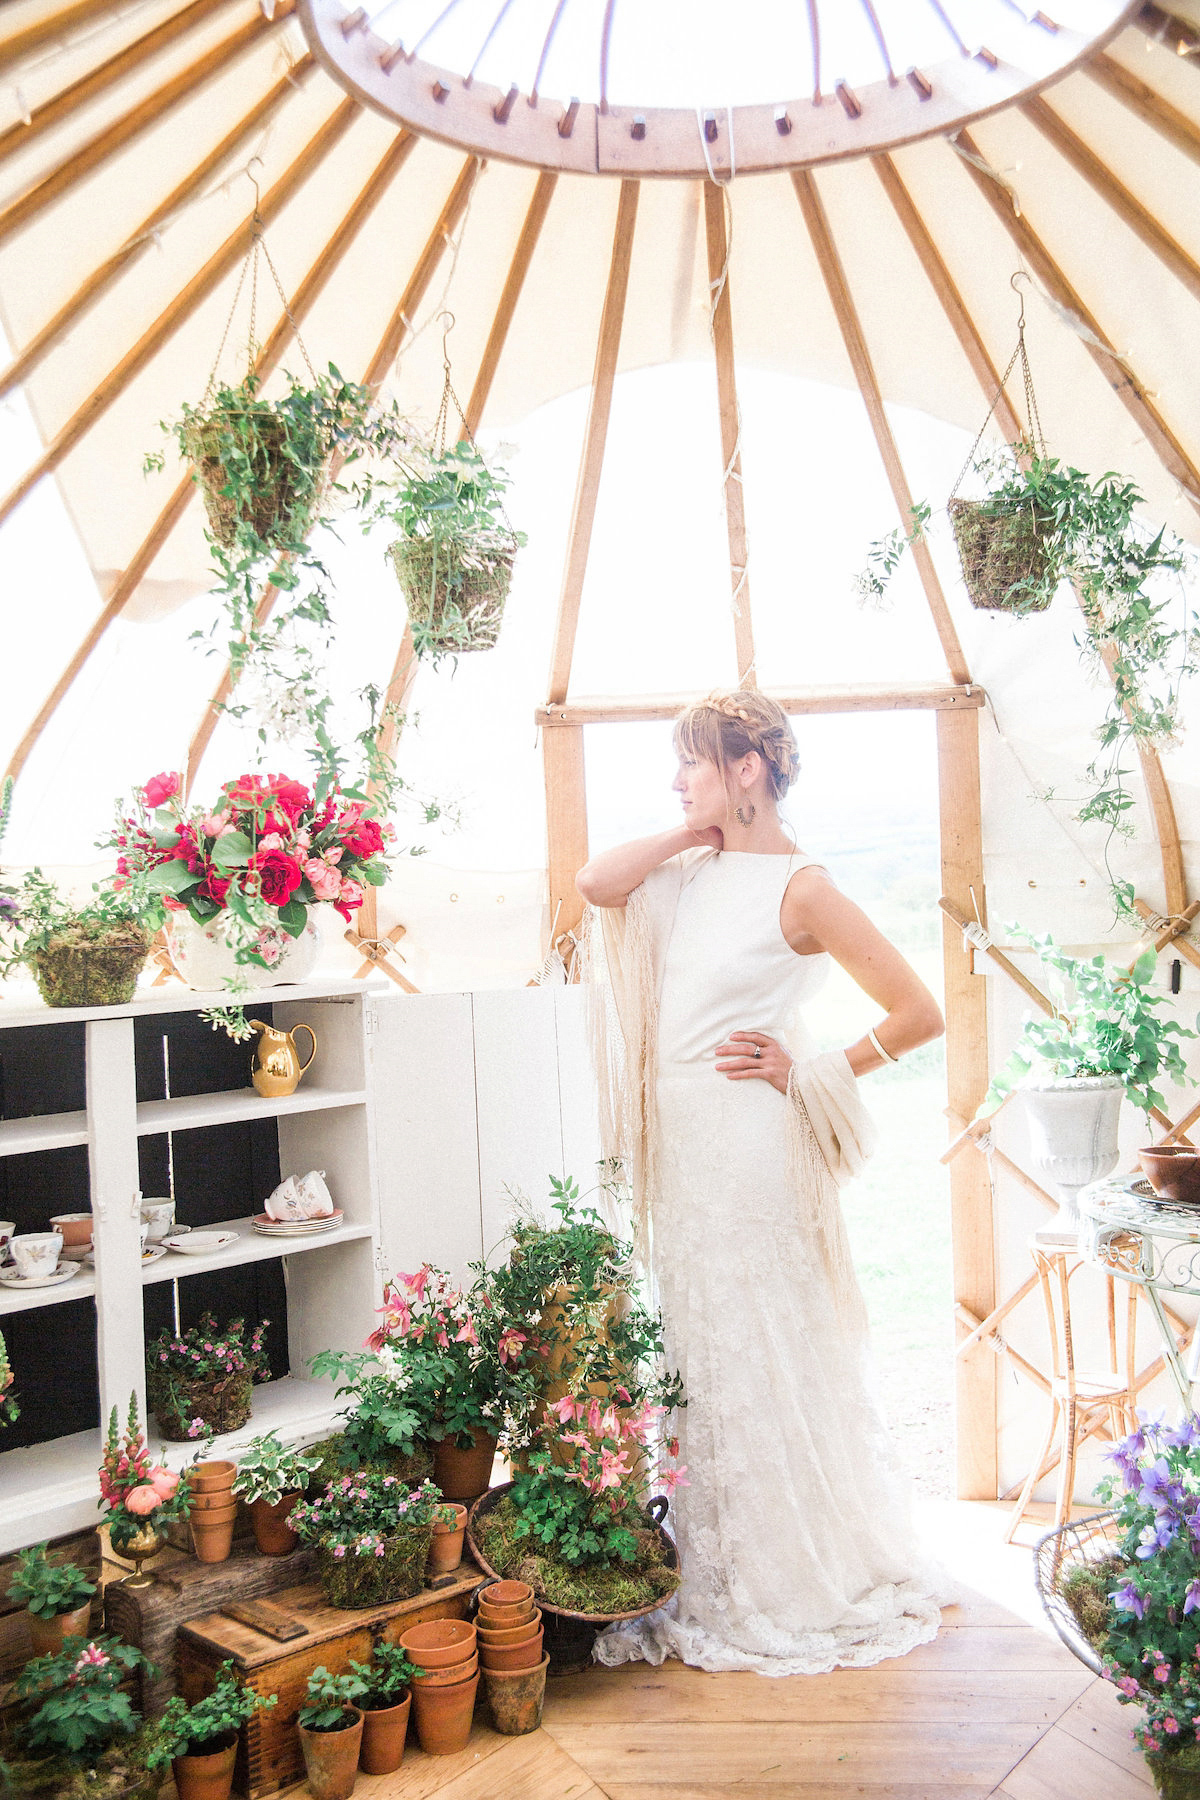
172 1735 237 1800
189 1460 237 1492
432 1430 498 1504
427 1503 468 1574
190 1504 237 1564
410 1667 478 1756
248 1492 301 1555
297 1709 364 1800
480 1630 544 1673
399 1618 476 1668
480 1580 533 1611
411 1651 478 1688
476 1610 542 1648
28 1600 92 1656
1139 1145 1200 1206
482 1654 549 1736
477 1601 535 1629
189 1489 240 1512
358 1692 411 1776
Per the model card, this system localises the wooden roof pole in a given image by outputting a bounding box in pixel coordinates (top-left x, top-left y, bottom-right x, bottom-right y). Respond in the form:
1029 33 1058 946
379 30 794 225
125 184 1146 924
536 684 985 725
184 155 483 789
1135 3 1200 56
1021 95 1200 309
703 181 757 688
0 0 239 168
0 57 318 403
0 0 139 75
952 126 1200 515
4 120 413 793
873 153 1187 914
791 168 972 686
546 179 640 706
0 4 299 253
0 95 361 533
1088 51 1200 169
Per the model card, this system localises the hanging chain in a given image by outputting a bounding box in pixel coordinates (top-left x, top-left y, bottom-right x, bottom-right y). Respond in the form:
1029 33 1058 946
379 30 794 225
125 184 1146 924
201 169 317 405
949 272 1047 499
431 312 519 545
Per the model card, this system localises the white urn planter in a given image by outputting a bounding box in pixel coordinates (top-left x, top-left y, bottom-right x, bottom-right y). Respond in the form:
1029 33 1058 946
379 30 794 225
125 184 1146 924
1023 1074 1124 1244
168 912 322 991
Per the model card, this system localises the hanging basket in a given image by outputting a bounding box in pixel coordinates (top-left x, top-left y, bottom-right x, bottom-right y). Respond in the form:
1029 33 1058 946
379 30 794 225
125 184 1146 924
149 1370 254 1442
32 922 151 1008
947 497 1057 613
182 403 326 552
388 530 517 653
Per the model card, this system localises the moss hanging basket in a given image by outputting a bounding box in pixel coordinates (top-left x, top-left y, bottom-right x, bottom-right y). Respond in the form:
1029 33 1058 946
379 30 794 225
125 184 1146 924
182 404 325 551
32 922 151 1008
317 1522 435 1609
388 530 517 654
948 496 1057 613
149 1370 253 1442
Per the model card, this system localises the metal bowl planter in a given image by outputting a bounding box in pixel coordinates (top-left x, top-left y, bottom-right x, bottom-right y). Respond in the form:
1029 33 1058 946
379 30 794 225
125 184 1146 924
1032 1508 1124 1677
467 1481 678 1674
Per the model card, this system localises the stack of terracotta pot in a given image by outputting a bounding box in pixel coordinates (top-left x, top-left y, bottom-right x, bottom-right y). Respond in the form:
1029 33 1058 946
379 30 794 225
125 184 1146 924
475 1582 550 1736
188 1460 238 1563
398 1618 478 1755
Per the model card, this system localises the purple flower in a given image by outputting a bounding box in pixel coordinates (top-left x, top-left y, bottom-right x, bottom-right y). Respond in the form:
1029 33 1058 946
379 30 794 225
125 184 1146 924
1185 1581 1200 1616
1114 1582 1148 1619
1137 1517 1179 1559
0 895 20 923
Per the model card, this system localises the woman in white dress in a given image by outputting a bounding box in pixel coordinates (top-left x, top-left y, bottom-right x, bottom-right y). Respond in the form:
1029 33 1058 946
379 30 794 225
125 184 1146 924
577 689 951 1676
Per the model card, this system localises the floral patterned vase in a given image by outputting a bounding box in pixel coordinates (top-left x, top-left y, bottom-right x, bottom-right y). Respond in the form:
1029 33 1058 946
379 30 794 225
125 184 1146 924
167 913 321 991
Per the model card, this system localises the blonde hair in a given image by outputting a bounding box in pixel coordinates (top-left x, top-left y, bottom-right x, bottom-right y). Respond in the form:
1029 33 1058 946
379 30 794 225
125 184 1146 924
673 690 800 801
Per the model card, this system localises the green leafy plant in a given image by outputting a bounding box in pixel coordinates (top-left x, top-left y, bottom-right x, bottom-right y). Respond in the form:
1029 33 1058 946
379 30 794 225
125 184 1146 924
853 500 932 607
146 1312 271 1439
144 1661 274 1767
289 1472 444 1559
7 1545 95 1621
0 1325 17 1426
13 1637 150 1762
231 1430 322 1506
978 932 1196 1118
297 1665 367 1732
348 1642 420 1709
307 1348 428 1469
0 867 157 1002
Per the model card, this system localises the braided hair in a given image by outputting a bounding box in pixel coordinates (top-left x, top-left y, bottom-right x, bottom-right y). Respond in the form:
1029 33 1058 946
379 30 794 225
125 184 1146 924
673 690 800 801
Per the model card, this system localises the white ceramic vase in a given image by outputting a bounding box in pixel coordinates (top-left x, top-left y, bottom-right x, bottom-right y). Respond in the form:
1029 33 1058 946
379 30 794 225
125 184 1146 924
168 912 322 992
1023 1075 1124 1244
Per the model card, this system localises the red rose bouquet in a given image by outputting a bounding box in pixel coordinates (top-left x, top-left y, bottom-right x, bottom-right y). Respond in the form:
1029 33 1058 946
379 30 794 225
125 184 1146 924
106 770 393 969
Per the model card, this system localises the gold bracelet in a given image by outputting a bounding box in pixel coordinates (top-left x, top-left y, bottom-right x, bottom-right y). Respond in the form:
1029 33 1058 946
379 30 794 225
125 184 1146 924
867 1027 899 1065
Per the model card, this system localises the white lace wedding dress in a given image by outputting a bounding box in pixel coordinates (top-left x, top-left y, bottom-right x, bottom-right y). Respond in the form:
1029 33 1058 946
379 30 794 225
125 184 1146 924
593 849 949 1676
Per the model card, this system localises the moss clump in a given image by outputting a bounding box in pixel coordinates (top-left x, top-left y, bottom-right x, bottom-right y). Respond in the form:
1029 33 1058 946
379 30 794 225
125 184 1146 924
948 496 1056 613
1147 1738 1200 1798
1057 1556 1127 1653
305 1433 433 1493
33 921 151 1008
476 1494 680 1615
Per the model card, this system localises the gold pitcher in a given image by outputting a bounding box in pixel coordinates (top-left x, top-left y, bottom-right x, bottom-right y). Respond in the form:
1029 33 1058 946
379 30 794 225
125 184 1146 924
248 1020 317 1099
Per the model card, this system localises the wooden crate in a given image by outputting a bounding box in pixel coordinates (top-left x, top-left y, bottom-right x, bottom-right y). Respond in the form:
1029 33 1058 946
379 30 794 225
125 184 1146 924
176 1561 487 1798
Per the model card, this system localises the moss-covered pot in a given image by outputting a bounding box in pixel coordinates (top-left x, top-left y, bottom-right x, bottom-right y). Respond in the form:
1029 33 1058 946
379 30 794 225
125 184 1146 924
1147 1742 1200 1800
388 532 515 654
32 922 150 1008
948 496 1057 612
317 1522 435 1609
183 406 323 551
149 1370 253 1441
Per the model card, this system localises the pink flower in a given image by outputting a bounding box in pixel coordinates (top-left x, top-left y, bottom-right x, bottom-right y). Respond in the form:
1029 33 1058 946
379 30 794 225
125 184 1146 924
124 1483 162 1516
148 1467 179 1500
1116 1676 1139 1697
74 1643 110 1671
305 857 343 902
1166 1717 1181 1734
258 832 286 852
455 1315 478 1346
548 1396 579 1425
333 1544 346 1559
254 932 282 967
200 813 226 837
497 1328 527 1366
334 878 365 921
143 771 181 808
1156 1665 1172 1683
659 1464 689 1493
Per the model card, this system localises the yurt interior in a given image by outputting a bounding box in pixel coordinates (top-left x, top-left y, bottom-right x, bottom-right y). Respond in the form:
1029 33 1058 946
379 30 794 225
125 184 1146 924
2 0 1200 1794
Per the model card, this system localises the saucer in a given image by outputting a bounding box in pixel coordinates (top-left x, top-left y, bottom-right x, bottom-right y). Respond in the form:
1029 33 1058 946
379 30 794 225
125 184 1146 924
0 1262 81 1290
163 1230 238 1255
60 1242 93 1262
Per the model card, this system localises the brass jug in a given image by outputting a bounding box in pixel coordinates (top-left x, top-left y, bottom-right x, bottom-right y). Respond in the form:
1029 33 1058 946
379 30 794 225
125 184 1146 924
248 1020 317 1099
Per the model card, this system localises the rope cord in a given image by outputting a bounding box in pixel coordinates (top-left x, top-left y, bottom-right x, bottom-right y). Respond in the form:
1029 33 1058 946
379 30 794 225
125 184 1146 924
702 176 751 648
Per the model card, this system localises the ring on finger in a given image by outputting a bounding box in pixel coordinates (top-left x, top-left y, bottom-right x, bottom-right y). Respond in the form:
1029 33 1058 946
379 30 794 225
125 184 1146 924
752 1045 761 1059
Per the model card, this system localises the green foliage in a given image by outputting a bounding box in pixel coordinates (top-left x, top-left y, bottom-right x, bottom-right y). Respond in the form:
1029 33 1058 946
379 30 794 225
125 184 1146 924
0 867 159 983
853 501 932 606
475 1491 680 1615
231 1431 322 1506
297 1665 367 1732
510 1449 638 1570
7 1545 95 1621
0 1326 17 1426
348 1642 419 1706
144 1661 274 1766
308 1349 427 1465
13 1637 150 1763
978 931 1196 1118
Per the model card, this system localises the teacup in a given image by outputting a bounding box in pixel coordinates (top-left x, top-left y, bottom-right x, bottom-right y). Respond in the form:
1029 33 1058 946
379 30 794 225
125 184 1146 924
11 1232 63 1279
49 1212 93 1248
140 1199 175 1242
0 1223 15 1265
139 1221 150 1252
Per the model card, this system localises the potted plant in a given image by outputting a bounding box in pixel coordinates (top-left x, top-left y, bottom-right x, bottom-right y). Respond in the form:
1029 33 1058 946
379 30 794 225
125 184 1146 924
295 1665 367 1800
0 1322 17 1425
232 1430 322 1555
0 868 155 1007
2 1635 157 1797
146 1312 271 1442
6 1543 96 1656
306 1347 434 1488
143 1659 275 1800
346 1643 420 1775
376 443 524 658
979 934 1195 1237
290 1472 445 1609
98 1396 190 1579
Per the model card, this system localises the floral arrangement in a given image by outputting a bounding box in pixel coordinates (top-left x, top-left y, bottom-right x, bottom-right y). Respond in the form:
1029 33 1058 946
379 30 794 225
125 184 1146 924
145 1660 275 1768
107 769 392 972
7 1544 95 1622
146 1313 271 1441
308 1347 429 1475
98 1395 189 1553
231 1430 322 1507
1096 1415 1200 1779
0 1324 17 1425
291 1472 449 1608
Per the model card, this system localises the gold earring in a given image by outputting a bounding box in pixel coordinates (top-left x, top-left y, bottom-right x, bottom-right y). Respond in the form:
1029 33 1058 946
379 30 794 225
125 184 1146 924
736 803 756 828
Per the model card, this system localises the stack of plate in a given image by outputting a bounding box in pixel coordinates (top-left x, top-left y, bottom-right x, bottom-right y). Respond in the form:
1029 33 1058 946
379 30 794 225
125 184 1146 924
251 1209 344 1238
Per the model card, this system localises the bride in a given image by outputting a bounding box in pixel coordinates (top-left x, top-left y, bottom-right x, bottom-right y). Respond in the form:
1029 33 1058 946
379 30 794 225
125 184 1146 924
577 689 951 1675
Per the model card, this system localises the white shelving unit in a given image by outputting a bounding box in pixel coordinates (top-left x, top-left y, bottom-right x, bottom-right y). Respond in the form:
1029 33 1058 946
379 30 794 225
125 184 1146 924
0 980 384 1552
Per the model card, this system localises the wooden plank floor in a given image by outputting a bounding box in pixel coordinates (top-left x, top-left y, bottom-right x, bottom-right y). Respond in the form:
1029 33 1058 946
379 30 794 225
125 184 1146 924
262 1586 1147 1800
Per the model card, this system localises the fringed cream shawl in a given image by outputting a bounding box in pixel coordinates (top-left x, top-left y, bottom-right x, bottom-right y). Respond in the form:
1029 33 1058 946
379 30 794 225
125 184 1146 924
582 849 876 1330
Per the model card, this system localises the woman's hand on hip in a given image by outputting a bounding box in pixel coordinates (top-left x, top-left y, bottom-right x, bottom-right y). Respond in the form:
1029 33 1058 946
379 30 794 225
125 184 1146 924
714 1030 792 1096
